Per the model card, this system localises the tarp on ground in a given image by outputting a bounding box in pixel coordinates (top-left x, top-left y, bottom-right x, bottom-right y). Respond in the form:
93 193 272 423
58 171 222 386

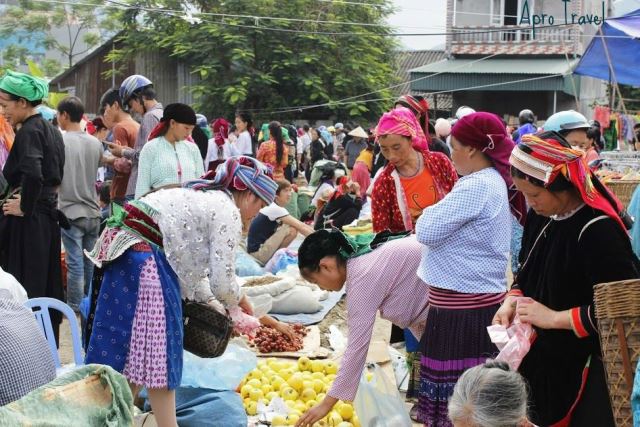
574 9 640 87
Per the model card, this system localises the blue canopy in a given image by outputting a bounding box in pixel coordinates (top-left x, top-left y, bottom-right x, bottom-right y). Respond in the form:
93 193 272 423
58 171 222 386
574 9 640 87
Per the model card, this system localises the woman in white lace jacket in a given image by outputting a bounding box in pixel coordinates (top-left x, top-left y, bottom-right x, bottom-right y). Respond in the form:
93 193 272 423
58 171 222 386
85 157 277 427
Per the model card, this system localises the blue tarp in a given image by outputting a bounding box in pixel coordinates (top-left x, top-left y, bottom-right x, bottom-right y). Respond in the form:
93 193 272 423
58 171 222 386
574 9 640 87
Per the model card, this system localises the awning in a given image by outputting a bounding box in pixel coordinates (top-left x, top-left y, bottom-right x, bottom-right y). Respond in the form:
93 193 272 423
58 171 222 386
573 9 640 87
409 58 579 95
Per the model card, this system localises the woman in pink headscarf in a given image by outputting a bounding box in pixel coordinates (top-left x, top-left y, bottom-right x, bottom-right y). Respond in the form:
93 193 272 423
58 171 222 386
413 112 526 425
371 106 457 233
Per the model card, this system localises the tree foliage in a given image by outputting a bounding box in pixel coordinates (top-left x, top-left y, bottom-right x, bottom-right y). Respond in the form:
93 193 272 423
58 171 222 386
0 0 115 73
110 0 399 122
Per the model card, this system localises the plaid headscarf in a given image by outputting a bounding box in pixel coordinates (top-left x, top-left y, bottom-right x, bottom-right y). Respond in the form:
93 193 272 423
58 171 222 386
510 132 626 231
376 107 429 151
184 156 277 205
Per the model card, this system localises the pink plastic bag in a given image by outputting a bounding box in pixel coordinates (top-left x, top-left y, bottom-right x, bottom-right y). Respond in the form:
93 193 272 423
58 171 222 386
229 306 261 338
487 297 536 370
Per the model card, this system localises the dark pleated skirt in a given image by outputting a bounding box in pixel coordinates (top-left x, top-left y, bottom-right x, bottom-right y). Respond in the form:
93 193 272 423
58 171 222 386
417 288 502 426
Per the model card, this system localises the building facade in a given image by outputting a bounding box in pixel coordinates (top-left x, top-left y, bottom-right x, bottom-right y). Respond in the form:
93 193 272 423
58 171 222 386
409 0 608 121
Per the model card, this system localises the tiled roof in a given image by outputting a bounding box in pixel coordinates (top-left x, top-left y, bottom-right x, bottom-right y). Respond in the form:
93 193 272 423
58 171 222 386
394 50 452 110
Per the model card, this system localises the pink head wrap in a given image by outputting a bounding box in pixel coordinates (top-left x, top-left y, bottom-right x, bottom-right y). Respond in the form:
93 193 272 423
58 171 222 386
451 112 527 226
212 118 230 147
375 107 429 151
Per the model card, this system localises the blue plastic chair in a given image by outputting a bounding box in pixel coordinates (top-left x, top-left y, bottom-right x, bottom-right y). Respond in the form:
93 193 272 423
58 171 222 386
24 297 84 369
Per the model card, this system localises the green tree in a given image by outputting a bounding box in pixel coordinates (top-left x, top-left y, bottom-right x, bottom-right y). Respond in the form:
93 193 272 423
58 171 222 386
110 0 398 122
0 0 115 74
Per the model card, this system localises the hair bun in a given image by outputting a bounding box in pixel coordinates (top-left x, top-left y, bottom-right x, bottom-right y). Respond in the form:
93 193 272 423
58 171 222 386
483 360 511 372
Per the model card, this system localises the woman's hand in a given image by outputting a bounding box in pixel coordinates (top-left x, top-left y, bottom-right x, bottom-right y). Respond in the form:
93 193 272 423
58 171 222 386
296 398 335 427
106 141 125 158
238 294 254 316
516 299 568 330
2 194 23 217
273 321 297 342
492 296 517 327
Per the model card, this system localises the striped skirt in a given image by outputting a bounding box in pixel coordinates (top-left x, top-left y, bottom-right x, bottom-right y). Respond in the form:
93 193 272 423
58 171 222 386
417 287 504 426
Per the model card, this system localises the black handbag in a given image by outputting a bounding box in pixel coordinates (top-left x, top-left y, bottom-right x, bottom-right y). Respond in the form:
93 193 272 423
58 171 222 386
182 300 233 358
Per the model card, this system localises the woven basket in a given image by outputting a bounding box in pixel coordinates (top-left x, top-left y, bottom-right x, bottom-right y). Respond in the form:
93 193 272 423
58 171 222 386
594 279 640 427
604 180 640 208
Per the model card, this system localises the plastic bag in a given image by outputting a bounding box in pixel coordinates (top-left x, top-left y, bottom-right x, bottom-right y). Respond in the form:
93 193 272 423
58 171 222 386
229 306 261 338
0 266 27 303
353 364 413 427
486 297 536 370
181 341 257 390
235 249 264 277
264 248 298 274
388 346 409 393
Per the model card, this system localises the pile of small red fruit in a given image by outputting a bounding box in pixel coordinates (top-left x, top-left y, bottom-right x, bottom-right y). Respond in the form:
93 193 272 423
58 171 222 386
252 324 308 353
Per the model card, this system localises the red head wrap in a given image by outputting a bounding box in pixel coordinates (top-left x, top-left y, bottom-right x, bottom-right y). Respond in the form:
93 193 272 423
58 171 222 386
212 118 230 147
395 95 431 143
451 112 527 226
511 133 626 231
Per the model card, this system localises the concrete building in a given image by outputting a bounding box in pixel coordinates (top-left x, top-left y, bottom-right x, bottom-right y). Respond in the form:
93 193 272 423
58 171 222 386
408 0 608 121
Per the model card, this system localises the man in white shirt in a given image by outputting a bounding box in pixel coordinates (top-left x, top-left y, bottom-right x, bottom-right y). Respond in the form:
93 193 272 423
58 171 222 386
247 180 314 265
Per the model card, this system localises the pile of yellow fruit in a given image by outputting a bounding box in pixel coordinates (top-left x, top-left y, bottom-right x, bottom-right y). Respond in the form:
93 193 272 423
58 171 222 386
239 356 359 427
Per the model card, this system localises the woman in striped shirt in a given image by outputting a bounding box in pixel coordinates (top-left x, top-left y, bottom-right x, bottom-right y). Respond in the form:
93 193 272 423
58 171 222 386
295 230 429 427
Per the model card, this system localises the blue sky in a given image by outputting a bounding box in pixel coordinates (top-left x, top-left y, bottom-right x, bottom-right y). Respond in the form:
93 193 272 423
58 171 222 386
389 0 447 50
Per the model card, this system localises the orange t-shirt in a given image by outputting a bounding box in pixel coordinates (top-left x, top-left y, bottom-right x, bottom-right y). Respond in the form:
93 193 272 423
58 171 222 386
400 168 437 224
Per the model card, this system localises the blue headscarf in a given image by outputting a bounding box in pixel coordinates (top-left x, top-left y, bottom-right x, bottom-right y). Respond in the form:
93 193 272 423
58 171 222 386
184 156 277 205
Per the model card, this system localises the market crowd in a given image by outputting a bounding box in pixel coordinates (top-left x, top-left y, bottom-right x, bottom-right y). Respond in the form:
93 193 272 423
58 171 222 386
0 69 638 427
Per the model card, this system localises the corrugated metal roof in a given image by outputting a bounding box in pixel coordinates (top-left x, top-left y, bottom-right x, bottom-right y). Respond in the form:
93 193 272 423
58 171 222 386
394 49 452 110
394 50 446 95
410 58 578 75
411 73 569 93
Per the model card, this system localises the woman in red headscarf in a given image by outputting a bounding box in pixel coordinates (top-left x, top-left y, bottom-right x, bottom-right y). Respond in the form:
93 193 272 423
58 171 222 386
371 107 457 233
493 131 639 427
414 112 527 425
395 94 431 145
204 118 230 171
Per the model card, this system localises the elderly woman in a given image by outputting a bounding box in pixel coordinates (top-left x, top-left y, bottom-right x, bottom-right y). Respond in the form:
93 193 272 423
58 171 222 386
371 107 457 233
295 230 428 427
448 361 531 427
85 157 277 427
135 103 205 199
415 112 527 425
0 71 65 334
493 132 640 427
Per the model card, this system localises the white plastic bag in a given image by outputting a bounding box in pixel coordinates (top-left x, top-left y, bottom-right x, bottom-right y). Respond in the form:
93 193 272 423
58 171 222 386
388 346 409 393
353 364 412 427
0 267 27 302
181 341 257 390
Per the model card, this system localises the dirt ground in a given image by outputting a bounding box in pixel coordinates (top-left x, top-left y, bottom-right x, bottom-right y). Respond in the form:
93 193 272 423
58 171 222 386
59 317 78 365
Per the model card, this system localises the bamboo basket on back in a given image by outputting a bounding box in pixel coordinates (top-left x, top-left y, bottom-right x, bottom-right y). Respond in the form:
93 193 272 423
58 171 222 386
594 279 640 426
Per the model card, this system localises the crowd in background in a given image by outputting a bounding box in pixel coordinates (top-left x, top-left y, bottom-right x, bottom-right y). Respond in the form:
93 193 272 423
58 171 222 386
0 68 638 427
